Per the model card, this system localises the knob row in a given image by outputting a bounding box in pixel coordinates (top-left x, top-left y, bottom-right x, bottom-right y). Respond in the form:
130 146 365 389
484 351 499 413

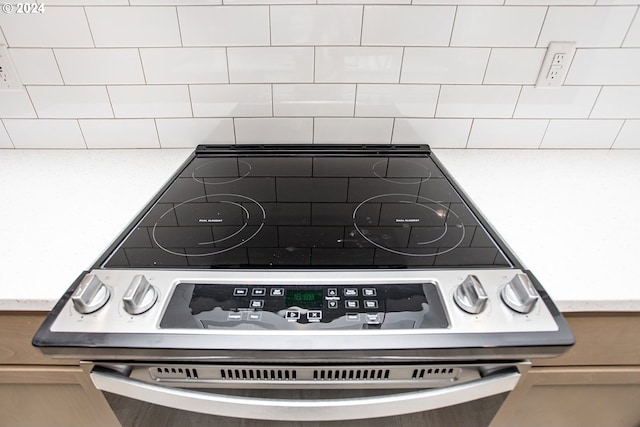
454 274 539 315
71 274 157 315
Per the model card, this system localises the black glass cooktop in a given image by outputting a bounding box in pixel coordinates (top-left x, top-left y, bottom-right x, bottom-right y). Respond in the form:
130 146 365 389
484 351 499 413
103 147 511 269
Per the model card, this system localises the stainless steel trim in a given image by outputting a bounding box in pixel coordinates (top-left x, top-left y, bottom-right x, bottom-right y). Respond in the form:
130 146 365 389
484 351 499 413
91 368 520 421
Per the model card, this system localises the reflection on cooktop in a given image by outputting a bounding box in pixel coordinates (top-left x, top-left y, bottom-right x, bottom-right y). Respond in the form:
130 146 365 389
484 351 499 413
104 155 510 269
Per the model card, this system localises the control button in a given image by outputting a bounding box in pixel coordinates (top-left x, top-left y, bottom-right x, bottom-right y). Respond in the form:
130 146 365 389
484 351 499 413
270 288 284 297
285 311 300 321
344 288 358 297
72 274 110 314
345 300 360 309
366 313 382 324
248 312 262 321
252 288 266 297
501 274 540 314
346 313 360 321
233 288 248 297
327 288 338 297
364 300 379 309
307 311 322 322
250 300 264 309
327 300 338 309
227 312 243 321
123 275 158 315
363 288 377 297
454 275 488 315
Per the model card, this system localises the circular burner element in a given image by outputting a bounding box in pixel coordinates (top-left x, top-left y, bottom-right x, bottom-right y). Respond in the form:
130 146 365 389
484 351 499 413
352 193 465 257
371 159 432 184
191 159 252 185
152 193 265 257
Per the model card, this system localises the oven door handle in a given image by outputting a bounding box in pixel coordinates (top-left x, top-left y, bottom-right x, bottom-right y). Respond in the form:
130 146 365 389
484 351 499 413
90 368 520 421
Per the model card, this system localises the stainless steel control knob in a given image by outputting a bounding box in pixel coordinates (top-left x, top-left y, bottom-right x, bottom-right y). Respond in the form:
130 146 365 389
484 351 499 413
501 274 539 314
454 275 489 314
71 274 110 314
123 275 158 315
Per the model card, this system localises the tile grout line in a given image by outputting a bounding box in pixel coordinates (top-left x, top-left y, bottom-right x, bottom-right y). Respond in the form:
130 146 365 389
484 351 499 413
232 117 237 144
50 49 66 85
137 48 148 85
82 6 97 49
105 85 116 118
465 118 474 149
359 5 365 46
1 119 16 149
448 6 458 47
433 85 443 118
609 119 626 149
23 86 39 119
353 84 358 118
224 48 231 84
398 46 405 84
76 119 89 149
538 119 552 149
175 6 185 48
153 118 162 148
481 48 492 85
620 6 639 48
587 86 604 119
511 85 524 119
187 84 195 118
534 6 550 48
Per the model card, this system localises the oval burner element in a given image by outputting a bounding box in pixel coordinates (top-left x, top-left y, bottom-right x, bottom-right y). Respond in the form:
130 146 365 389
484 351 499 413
352 193 465 257
372 159 432 184
152 194 265 257
192 159 252 185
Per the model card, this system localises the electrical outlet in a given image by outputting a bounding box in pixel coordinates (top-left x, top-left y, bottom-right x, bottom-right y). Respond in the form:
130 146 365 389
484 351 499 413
535 42 576 88
0 45 23 91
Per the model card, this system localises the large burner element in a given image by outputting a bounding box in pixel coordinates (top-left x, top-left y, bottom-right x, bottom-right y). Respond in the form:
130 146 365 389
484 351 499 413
152 194 266 257
353 193 465 257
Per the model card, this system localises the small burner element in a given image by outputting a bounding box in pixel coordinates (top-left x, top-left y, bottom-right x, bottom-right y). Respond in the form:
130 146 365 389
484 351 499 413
371 159 432 184
191 159 252 185
352 193 465 257
152 193 266 257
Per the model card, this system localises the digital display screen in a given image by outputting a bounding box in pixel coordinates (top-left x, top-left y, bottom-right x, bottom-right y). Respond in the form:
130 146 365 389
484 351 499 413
285 289 324 309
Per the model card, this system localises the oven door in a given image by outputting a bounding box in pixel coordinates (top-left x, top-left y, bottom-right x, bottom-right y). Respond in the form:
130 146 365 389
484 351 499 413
88 361 526 427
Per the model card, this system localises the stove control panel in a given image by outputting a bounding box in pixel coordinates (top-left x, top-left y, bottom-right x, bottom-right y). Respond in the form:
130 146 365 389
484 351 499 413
50 269 560 334
159 283 450 330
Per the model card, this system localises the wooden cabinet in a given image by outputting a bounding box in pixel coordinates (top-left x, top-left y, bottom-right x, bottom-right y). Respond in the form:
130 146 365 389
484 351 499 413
491 313 640 427
0 312 120 427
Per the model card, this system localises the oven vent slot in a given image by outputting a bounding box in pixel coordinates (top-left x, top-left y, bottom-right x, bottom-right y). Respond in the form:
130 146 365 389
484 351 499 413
313 369 390 381
411 367 457 379
154 367 198 380
220 369 297 381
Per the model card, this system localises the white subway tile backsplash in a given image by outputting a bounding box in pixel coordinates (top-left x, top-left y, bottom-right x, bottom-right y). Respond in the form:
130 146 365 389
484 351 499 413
484 48 546 85
436 85 521 118
191 84 272 117
514 86 601 119
156 118 234 147
319 0 408 3
0 7 92 48
467 119 548 148
392 118 472 148
506 0 593 3
28 86 113 119
273 84 355 117
54 49 145 85
566 49 640 85
0 91 37 118
225 0 311 3
132 0 221 4
597 0 640 4
538 7 636 48
540 120 623 149
591 86 640 118
108 85 192 118
8 49 63 85
228 47 314 83
314 118 393 144
355 84 439 117
315 47 403 83
361 6 455 47
86 7 181 48
234 118 313 143
415 0 502 3
79 119 159 149
271 6 362 46
178 6 270 46
140 48 228 84
3 119 86 148
612 120 640 149
624 11 640 47
41 0 128 4
401 48 490 84
0 122 13 148
451 6 546 47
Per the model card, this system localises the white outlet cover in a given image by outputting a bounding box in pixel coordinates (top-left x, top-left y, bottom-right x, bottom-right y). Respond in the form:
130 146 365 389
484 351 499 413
535 42 576 88
0 45 24 91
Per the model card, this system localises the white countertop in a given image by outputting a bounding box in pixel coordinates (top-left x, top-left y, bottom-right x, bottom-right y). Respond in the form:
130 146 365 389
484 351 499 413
1 148 638 312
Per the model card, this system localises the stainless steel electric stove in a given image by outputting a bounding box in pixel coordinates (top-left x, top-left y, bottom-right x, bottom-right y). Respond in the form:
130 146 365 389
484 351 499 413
33 144 573 425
